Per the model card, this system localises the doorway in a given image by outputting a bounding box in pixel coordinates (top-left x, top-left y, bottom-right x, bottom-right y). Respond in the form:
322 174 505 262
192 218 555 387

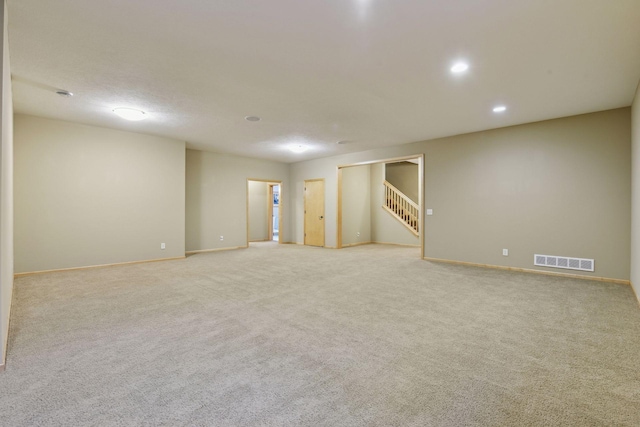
337 155 424 258
268 184 280 241
247 179 283 246
304 179 325 247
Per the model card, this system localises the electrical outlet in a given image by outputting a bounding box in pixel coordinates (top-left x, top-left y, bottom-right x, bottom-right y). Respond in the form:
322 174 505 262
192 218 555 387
161 243 166 250
356 232 360 237
220 235 224 241
426 209 433 216
503 249 508 256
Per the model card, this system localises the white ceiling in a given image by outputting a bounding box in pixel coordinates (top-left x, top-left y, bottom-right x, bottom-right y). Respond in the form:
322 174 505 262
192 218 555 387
7 1 640 163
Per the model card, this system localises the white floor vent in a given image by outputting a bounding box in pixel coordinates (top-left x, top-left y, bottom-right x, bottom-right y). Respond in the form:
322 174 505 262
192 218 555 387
534 254 594 272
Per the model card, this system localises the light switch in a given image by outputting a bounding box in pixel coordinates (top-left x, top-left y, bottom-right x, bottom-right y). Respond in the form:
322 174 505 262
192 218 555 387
426 209 433 216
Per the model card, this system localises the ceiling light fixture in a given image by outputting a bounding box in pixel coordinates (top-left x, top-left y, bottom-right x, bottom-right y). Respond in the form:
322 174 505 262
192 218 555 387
450 62 469 74
56 90 73 97
289 144 308 153
113 108 147 121
245 116 261 122
492 105 507 113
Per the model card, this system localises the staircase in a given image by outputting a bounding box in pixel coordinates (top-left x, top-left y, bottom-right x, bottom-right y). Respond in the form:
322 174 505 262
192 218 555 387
383 180 419 236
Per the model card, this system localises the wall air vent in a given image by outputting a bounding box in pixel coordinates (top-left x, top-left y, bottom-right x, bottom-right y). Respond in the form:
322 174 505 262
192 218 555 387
534 254 594 272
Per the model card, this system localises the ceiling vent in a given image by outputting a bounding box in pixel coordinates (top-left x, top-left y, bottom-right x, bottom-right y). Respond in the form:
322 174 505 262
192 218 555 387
534 254 594 272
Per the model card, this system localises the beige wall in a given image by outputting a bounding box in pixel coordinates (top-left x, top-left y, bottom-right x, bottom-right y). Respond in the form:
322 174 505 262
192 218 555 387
185 149 289 251
631 82 640 298
385 162 419 203
341 165 371 246
248 181 269 241
291 108 631 280
370 163 420 246
0 0 13 367
14 115 186 273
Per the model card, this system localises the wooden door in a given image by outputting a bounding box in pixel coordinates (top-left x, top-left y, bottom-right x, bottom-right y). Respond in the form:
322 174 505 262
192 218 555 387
304 179 325 247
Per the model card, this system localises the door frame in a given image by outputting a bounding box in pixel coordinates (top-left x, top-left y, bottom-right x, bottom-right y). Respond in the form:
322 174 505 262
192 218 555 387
337 154 424 258
304 178 325 247
246 179 283 247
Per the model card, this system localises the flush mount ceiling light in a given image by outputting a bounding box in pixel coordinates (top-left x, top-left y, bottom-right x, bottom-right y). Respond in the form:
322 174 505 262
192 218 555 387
289 144 308 153
245 116 261 122
493 105 507 113
55 90 73 97
450 62 469 74
113 108 147 121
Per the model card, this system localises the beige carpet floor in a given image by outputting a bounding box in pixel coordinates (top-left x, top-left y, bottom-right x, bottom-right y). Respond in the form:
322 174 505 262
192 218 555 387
1 243 639 426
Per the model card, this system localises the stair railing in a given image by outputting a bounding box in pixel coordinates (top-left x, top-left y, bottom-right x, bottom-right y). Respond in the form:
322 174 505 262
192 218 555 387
382 180 419 236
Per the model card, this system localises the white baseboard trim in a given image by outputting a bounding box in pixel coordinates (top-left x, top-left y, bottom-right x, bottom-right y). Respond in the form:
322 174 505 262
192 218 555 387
423 256 630 286
185 246 246 255
14 256 186 277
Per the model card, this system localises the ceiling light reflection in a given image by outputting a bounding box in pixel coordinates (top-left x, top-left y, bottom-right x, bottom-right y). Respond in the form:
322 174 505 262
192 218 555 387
113 108 147 121
451 62 469 73
289 145 308 153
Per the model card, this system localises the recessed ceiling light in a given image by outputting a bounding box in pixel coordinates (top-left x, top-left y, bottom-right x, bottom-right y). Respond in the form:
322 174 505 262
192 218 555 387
113 108 147 121
245 116 261 122
289 144 308 153
450 62 469 74
493 105 507 113
56 90 73 97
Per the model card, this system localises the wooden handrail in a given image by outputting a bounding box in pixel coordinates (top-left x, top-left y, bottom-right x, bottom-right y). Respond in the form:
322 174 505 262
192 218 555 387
382 180 419 236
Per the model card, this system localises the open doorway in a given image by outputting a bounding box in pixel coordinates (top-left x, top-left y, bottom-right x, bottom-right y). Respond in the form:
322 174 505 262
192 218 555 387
337 155 423 258
247 179 283 246
269 184 280 241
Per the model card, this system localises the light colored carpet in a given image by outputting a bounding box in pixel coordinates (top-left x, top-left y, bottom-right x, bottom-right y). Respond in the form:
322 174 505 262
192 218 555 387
1 243 639 426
